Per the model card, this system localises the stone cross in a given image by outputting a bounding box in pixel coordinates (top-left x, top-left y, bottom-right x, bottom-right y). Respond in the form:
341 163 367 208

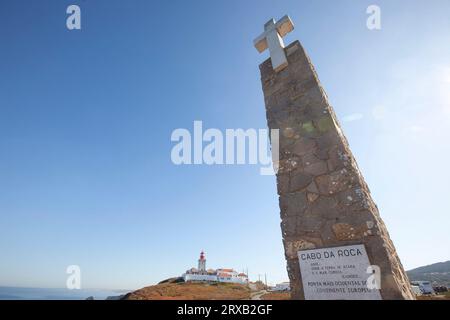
253 15 294 72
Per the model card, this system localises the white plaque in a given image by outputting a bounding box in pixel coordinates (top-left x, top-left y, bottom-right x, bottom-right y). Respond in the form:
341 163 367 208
297 244 382 300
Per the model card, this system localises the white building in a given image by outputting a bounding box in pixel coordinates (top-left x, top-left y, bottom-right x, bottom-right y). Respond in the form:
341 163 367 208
216 268 248 284
182 251 248 284
271 282 290 292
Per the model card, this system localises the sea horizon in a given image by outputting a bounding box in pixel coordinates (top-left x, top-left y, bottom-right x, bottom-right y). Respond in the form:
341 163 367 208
0 286 132 300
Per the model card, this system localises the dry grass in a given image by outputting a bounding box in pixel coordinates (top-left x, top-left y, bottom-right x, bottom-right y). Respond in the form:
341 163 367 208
124 282 251 300
261 292 291 300
416 292 450 300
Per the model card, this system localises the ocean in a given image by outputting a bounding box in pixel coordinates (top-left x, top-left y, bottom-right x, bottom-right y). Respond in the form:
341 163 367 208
0 286 131 300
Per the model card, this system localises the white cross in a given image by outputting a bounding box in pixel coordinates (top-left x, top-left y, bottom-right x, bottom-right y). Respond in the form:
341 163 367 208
253 15 294 72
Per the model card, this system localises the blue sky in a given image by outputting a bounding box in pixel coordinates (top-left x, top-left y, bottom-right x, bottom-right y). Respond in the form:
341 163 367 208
0 0 449 290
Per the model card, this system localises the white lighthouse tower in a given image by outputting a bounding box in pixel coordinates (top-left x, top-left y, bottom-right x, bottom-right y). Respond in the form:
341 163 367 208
198 251 206 273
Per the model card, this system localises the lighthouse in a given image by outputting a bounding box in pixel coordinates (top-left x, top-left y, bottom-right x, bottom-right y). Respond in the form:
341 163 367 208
183 251 248 283
198 251 206 273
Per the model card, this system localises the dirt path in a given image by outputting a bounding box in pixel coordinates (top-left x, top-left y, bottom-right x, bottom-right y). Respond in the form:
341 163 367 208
250 290 268 300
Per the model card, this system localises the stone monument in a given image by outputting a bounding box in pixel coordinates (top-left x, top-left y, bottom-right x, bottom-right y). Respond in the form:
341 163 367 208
254 15 414 300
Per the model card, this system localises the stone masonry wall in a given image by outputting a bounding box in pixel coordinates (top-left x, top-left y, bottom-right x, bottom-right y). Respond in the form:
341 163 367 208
259 41 414 300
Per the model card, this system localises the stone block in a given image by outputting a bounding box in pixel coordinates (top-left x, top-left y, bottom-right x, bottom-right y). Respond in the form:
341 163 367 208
289 171 313 192
279 192 308 218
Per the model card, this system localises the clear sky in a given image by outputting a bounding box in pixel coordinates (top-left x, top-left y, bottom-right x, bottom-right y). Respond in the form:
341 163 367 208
0 0 449 290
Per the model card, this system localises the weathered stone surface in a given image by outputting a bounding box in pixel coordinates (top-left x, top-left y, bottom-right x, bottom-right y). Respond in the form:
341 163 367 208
259 40 414 300
297 214 323 231
332 223 368 241
284 239 316 259
315 114 336 133
316 130 342 150
309 195 338 217
304 160 328 176
278 157 301 174
335 187 364 207
315 170 353 195
281 217 298 238
279 192 308 218
327 145 348 171
276 174 290 195
306 181 319 193
307 192 319 203
289 171 312 192
291 138 316 156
